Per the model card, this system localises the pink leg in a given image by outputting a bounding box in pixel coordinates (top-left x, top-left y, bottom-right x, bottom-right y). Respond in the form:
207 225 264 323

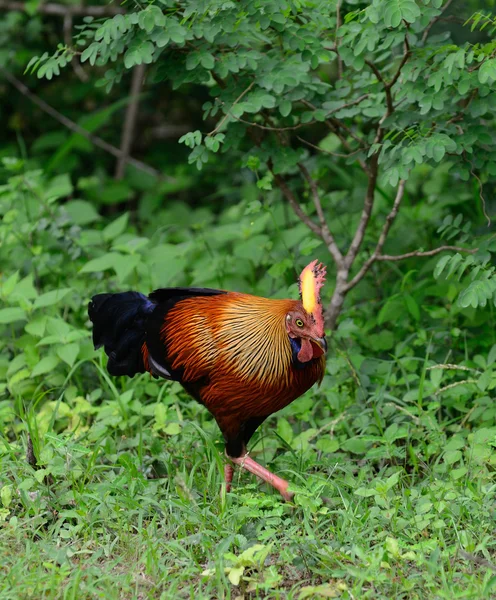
230 454 294 502
224 464 234 493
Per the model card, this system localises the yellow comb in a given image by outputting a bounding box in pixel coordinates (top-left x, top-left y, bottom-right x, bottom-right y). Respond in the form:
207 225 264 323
300 267 317 314
298 260 326 326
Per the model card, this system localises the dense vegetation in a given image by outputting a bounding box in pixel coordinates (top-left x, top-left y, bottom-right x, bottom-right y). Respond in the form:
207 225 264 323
1 0 496 598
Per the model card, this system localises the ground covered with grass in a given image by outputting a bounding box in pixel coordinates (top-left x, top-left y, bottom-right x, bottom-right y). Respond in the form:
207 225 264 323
1 357 496 599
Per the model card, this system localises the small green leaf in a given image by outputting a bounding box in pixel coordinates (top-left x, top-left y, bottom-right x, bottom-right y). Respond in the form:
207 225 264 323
279 100 292 117
33 288 72 309
0 308 27 324
57 343 79 367
103 212 129 241
164 423 181 435
31 355 60 377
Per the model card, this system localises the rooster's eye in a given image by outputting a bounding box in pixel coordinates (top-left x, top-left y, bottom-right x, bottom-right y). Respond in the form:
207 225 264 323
295 319 304 327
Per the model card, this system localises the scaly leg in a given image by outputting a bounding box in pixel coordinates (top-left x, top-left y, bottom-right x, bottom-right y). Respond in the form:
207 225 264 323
230 454 294 502
224 464 234 492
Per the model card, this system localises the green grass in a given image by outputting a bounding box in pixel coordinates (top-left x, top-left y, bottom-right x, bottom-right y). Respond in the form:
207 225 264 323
1 364 496 600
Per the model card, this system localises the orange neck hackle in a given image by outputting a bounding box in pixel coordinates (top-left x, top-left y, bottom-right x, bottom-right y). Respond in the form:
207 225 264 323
298 260 326 335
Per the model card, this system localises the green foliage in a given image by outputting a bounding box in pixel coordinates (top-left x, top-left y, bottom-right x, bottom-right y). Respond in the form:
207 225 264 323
1 1 496 597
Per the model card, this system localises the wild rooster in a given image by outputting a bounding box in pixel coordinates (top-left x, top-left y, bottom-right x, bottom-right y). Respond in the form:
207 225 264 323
88 260 327 501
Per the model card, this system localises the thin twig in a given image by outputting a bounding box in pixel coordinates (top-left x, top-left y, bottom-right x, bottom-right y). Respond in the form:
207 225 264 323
376 246 478 262
344 180 406 291
0 68 165 179
0 0 125 15
335 0 343 79
208 81 254 136
469 164 491 226
388 36 411 89
296 135 365 159
115 64 145 180
365 35 410 122
421 0 455 44
309 412 347 442
298 163 344 266
63 13 88 82
272 172 323 239
233 94 368 133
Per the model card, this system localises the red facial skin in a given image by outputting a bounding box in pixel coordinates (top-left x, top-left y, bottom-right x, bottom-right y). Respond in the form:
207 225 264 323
285 309 326 363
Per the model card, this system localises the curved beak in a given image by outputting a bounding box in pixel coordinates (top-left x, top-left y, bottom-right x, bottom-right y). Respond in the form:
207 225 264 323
312 336 327 353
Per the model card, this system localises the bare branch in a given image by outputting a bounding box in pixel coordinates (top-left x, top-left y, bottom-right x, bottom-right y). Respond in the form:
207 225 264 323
1 68 166 180
388 36 410 89
421 0 455 44
298 163 344 266
115 64 146 180
0 0 125 15
365 35 410 118
271 172 323 239
63 13 88 82
376 246 478 261
344 179 406 291
345 154 379 268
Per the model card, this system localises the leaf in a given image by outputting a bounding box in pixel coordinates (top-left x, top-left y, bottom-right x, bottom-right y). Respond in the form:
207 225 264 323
31 355 60 377
382 0 420 27
57 343 79 368
316 438 340 453
80 252 121 273
404 294 420 321
1 485 12 508
64 200 101 225
478 58 496 84
276 417 293 444
227 566 244 586
33 288 72 309
163 423 181 435
103 212 129 241
434 255 451 279
279 100 292 117
0 308 27 324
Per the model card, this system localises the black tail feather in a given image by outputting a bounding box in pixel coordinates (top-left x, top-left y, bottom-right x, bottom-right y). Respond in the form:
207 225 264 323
88 292 155 377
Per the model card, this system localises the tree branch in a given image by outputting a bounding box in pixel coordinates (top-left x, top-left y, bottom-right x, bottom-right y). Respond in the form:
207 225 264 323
344 154 379 268
344 179 406 291
208 81 254 137
271 172 323 239
232 94 368 133
335 0 343 79
115 64 145 180
0 68 166 179
296 135 365 159
421 0 455 44
0 0 125 15
298 163 344 266
63 13 88 82
376 246 477 262
365 35 410 118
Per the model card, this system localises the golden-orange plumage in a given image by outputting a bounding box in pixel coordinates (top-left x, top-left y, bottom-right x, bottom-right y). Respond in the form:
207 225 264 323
158 292 325 442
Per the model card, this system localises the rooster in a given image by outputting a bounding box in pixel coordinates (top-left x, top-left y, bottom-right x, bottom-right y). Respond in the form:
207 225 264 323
88 260 327 501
